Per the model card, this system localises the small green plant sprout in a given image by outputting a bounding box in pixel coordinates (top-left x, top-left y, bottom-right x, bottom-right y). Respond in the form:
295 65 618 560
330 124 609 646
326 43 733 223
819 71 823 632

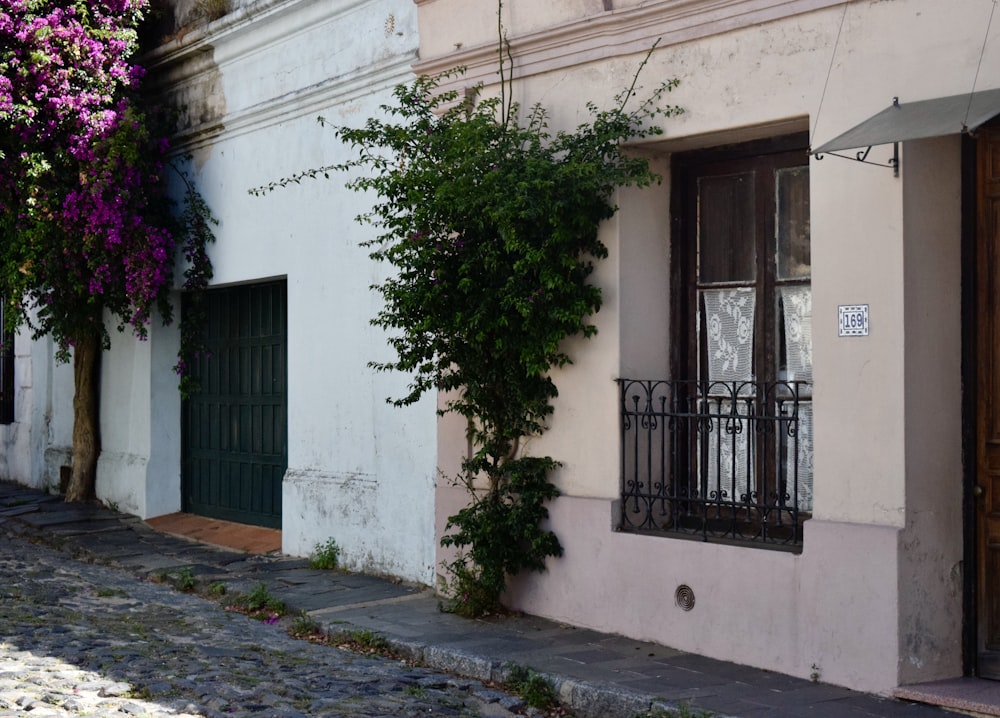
207 581 227 597
174 566 196 592
289 611 323 639
124 686 154 701
333 629 392 656
227 583 286 623
152 566 197 592
504 664 559 711
309 538 340 570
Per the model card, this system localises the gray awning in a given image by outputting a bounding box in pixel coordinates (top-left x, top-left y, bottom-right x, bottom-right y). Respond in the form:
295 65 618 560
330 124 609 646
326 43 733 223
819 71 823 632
812 87 1000 154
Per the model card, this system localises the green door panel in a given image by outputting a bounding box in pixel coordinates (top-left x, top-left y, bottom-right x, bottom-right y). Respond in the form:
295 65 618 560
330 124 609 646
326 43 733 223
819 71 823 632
182 280 287 528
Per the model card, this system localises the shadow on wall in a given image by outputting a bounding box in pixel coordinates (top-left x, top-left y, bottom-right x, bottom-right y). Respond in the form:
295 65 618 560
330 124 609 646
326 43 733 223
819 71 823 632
143 1 229 168
145 0 233 45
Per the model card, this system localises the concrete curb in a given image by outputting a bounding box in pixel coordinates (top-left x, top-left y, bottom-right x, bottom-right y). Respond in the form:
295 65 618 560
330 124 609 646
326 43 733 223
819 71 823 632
319 618 734 718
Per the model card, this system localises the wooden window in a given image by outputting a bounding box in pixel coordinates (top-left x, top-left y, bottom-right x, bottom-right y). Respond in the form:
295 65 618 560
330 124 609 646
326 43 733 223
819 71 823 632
674 133 812 527
672 134 811 391
617 134 812 548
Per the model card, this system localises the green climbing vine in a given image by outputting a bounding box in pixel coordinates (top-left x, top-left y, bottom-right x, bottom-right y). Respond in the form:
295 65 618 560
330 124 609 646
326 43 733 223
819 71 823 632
252 40 681 616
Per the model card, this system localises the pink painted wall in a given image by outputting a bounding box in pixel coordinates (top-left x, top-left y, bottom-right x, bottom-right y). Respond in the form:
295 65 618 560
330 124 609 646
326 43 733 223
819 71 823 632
425 0 980 693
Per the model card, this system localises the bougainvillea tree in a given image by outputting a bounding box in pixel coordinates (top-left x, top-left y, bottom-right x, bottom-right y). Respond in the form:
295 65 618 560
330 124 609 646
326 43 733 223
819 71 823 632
0 0 213 501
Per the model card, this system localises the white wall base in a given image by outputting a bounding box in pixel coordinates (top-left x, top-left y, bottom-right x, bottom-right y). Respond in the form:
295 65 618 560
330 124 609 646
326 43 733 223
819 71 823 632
284 468 434 584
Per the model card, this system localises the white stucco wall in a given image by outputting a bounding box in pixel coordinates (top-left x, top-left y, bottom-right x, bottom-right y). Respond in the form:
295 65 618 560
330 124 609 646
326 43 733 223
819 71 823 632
97 313 182 517
0 331 69 492
897 136 964 684
94 0 438 584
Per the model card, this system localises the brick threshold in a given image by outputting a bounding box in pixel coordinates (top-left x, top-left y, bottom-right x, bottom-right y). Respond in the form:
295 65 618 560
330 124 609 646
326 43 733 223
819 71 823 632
145 512 281 555
895 678 1000 717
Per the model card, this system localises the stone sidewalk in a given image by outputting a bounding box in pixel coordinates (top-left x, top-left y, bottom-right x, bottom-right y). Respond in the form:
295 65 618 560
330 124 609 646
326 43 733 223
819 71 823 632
0 481 967 718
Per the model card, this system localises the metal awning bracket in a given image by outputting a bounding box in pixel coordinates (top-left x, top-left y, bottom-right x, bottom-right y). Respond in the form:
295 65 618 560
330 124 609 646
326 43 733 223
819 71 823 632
814 140 900 178
814 97 900 177
813 88 1000 177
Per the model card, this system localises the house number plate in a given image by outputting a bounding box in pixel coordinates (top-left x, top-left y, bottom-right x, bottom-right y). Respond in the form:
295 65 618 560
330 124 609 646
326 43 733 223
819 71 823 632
838 304 869 337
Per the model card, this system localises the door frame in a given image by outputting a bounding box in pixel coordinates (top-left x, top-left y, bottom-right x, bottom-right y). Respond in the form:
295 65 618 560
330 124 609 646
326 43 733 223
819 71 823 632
964 122 1000 677
181 279 288 529
962 128 979 677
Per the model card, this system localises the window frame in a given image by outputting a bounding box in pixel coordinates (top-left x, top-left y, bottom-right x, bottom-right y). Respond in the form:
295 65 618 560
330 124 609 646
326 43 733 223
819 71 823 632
0 311 13 425
670 132 811 387
612 132 813 549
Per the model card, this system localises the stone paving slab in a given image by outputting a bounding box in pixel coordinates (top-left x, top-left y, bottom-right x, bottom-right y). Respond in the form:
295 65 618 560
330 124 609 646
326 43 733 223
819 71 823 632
0 490 60 506
0 480 971 718
0 503 40 517
17 509 120 526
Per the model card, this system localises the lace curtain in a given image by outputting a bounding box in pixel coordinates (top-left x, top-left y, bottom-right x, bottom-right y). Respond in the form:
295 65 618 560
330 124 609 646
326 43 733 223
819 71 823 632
699 286 814 512
703 288 755 386
780 285 813 511
701 288 755 502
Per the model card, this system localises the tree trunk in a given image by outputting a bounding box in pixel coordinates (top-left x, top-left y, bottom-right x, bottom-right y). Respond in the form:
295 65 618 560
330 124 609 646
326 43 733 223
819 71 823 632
65 333 101 502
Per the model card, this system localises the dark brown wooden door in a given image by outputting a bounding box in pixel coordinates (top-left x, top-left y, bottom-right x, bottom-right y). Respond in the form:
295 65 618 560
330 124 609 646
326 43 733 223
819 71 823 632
977 126 1000 678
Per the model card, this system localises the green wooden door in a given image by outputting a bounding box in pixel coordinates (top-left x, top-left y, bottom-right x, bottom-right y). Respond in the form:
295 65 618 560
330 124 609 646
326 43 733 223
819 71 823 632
182 281 287 528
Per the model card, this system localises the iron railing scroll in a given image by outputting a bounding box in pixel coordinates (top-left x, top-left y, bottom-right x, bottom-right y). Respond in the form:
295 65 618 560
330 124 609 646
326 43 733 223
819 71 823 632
617 378 812 550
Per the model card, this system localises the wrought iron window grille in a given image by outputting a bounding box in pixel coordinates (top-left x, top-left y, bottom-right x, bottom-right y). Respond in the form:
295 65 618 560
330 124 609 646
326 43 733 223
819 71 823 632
617 378 812 550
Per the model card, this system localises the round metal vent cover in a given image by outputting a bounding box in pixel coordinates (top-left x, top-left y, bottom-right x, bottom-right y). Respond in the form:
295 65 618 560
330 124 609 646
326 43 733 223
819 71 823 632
675 584 696 611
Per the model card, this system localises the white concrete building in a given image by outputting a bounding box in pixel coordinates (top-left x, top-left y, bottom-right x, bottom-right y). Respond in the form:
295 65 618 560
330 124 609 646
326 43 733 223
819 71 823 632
0 0 438 585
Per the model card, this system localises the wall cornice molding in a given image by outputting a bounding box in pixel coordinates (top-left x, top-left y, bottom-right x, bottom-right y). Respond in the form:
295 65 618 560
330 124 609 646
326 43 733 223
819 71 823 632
146 0 418 153
146 0 378 76
168 52 417 153
413 0 844 90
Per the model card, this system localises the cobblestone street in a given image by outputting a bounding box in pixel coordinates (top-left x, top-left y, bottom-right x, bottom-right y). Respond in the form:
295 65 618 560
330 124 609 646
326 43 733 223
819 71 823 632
0 537 522 718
